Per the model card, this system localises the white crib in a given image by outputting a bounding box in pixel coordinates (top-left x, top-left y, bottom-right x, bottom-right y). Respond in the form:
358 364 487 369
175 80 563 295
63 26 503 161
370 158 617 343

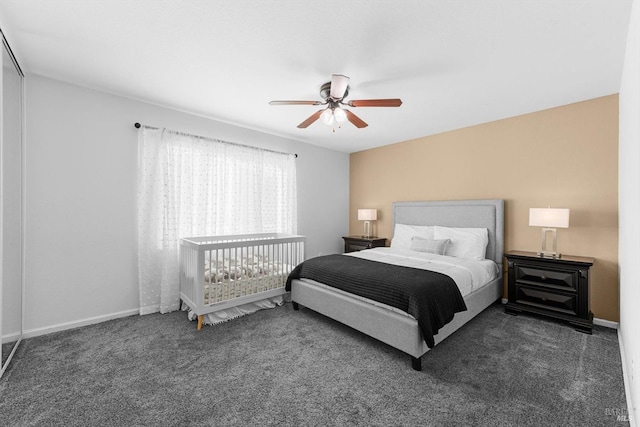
179 233 306 329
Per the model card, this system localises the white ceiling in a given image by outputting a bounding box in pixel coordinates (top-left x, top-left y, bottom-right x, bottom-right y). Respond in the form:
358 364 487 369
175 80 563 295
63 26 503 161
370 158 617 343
0 0 633 153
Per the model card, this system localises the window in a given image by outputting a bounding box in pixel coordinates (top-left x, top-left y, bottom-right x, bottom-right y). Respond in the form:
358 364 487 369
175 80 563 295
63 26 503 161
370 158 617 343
137 126 297 314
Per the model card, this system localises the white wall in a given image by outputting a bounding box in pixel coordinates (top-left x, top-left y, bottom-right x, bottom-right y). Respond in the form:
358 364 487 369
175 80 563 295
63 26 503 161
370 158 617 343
619 0 640 423
24 75 349 335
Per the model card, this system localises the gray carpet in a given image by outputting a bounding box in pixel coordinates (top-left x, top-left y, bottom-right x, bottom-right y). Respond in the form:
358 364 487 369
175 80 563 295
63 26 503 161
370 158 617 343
0 302 629 426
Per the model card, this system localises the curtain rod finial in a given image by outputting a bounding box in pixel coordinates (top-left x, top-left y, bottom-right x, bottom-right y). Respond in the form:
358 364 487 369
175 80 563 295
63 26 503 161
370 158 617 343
134 122 141 128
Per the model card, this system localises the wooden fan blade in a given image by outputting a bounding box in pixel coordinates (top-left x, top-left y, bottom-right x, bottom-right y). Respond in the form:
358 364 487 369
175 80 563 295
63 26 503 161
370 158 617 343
330 74 350 99
297 110 324 128
345 110 368 128
347 99 402 107
269 100 322 106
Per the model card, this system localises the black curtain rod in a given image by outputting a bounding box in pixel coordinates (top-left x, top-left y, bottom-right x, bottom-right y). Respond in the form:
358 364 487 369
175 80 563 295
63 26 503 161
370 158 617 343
134 122 297 158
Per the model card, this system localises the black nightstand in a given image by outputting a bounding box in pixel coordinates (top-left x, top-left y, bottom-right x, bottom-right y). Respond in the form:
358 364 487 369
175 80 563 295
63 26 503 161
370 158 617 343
342 236 386 253
504 250 594 333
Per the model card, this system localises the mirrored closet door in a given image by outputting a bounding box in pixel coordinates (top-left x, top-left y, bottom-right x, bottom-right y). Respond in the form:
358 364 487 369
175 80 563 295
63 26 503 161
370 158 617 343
1 30 24 378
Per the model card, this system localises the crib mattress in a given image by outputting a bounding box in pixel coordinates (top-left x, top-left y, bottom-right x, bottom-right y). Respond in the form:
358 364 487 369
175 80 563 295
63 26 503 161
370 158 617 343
203 273 287 305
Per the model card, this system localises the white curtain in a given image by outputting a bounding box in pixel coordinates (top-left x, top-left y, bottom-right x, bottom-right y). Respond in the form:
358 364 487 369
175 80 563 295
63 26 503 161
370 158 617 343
137 127 297 315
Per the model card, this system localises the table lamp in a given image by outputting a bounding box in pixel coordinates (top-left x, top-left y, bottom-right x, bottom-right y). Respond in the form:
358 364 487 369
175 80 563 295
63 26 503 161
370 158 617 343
358 209 377 238
529 207 570 258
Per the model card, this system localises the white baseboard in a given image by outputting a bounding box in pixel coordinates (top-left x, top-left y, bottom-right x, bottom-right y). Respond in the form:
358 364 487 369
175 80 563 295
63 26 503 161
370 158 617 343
499 298 619 329
1 330 21 343
22 308 140 339
618 329 637 427
594 317 619 329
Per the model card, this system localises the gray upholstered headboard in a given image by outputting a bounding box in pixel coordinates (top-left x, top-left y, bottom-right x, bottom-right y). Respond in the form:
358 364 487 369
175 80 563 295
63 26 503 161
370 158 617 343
392 199 504 268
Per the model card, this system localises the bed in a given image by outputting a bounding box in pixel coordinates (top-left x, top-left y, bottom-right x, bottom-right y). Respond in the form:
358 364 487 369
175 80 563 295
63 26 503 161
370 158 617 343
287 199 504 370
180 233 306 329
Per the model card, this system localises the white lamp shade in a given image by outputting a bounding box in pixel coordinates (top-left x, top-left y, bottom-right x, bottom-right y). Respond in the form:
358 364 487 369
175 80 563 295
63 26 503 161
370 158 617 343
333 107 347 124
358 209 377 221
529 208 570 228
330 74 350 99
320 108 334 126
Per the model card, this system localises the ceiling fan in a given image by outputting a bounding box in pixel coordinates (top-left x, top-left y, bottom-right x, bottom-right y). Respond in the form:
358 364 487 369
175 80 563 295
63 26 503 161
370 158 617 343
269 74 402 130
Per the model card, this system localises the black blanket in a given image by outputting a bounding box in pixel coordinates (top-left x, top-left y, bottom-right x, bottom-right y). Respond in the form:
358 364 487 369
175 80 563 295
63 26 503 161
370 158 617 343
286 254 467 348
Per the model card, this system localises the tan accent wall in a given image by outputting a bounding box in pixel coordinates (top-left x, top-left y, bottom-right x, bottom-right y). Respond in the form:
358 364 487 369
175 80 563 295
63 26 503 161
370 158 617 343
350 95 619 321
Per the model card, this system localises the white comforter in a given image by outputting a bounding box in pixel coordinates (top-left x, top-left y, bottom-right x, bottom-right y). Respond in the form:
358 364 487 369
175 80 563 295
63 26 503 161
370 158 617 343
345 247 499 297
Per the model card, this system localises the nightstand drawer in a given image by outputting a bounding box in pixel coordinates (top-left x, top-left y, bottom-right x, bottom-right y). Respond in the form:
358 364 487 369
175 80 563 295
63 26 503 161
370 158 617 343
514 285 577 316
514 265 577 292
349 243 372 251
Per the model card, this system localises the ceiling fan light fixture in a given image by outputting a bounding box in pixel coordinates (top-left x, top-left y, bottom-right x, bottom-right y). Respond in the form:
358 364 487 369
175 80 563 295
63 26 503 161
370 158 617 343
333 107 347 124
329 74 350 99
320 108 334 126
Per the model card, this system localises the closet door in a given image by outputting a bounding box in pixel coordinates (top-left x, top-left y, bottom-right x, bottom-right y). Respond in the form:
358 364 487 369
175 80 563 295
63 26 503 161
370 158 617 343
1 32 24 377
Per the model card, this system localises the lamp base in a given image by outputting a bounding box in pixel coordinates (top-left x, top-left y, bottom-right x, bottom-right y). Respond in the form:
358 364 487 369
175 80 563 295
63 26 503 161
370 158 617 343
539 228 560 259
363 221 371 239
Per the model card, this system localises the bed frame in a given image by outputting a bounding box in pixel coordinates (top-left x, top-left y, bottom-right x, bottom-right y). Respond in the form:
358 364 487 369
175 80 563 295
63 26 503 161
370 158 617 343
290 199 504 370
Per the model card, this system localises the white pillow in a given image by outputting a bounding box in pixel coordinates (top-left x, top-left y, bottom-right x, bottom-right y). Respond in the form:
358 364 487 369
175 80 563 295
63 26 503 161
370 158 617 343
433 226 489 260
410 236 450 255
390 224 434 250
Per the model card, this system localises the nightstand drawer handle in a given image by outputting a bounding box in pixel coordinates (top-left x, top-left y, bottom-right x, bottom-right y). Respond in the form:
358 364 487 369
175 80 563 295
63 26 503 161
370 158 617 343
540 275 548 281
